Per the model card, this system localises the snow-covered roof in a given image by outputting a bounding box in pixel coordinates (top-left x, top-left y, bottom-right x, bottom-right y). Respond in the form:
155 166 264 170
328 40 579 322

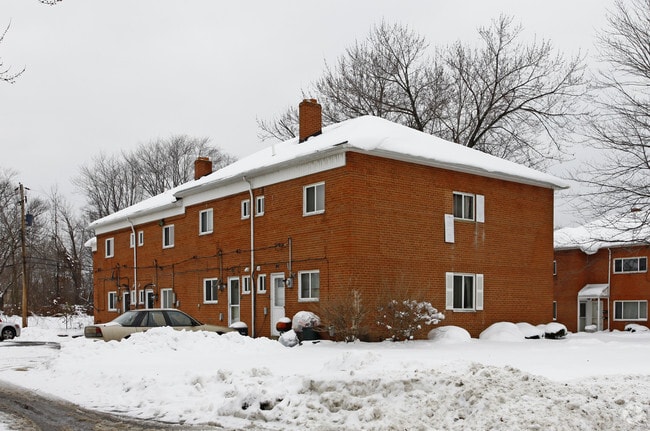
554 213 650 254
578 284 609 298
90 115 568 231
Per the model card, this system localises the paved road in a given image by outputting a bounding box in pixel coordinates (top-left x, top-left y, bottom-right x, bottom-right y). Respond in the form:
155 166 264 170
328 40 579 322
0 380 226 430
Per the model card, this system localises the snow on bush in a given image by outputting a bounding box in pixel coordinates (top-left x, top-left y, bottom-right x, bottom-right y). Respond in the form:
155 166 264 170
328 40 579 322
544 322 567 339
292 311 321 332
427 325 471 343
625 323 650 332
515 322 544 339
479 322 525 342
278 329 300 347
376 299 444 341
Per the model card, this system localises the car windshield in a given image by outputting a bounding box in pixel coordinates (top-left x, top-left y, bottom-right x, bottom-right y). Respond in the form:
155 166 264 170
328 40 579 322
112 311 142 327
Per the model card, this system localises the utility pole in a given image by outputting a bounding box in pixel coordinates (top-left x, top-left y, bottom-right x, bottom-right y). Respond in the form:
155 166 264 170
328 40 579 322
18 183 28 328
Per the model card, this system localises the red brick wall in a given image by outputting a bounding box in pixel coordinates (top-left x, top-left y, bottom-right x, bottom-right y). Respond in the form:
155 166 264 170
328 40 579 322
92 151 556 338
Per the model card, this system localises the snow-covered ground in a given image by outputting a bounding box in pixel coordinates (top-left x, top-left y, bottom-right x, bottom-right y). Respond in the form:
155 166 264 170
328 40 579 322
0 315 649 430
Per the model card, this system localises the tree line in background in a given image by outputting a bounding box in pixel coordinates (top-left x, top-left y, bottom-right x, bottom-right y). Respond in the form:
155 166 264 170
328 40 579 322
1 0 648 315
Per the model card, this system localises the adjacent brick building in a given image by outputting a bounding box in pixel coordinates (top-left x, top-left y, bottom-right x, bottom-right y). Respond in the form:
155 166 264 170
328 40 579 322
554 216 650 332
88 99 567 339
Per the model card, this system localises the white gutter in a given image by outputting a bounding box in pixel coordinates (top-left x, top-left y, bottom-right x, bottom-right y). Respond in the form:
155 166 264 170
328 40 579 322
243 176 255 338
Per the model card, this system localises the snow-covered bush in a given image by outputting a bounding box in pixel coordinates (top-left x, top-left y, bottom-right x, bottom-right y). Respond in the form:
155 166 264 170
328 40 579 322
278 329 300 347
625 323 649 332
321 289 368 342
376 299 444 341
479 322 525 342
428 325 471 343
544 322 567 339
516 322 545 339
292 311 321 332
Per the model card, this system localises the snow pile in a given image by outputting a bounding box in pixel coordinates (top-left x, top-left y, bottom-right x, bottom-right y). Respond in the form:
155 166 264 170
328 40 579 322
1 319 650 429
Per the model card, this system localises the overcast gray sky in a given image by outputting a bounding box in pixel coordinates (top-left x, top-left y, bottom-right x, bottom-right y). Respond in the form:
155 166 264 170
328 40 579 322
1 0 613 225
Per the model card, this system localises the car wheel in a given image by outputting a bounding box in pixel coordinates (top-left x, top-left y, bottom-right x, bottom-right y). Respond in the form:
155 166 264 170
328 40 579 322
1 327 16 341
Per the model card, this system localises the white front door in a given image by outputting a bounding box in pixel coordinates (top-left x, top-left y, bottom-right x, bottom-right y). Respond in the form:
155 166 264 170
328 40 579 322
228 277 240 324
270 273 286 336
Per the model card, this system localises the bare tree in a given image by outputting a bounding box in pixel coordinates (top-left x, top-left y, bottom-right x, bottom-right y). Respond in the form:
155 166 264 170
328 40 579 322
75 136 236 220
0 22 25 84
258 18 586 169
443 15 586 168
574 0 650 227
127 135 236 197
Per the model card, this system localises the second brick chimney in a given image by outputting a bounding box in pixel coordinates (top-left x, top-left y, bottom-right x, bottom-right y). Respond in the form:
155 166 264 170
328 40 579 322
194 156 213 180
298 99 322 143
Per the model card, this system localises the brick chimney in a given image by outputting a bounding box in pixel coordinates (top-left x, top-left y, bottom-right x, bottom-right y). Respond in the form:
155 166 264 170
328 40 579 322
299 98 322 143
194 156 212 180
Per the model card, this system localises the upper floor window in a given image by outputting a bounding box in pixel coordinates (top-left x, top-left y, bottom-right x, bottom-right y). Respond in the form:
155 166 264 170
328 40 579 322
242 276 251 295
445 272 484 311
304 182 325 216
203 278 219 303
614 300 647 321
138 230 144 247
453 192 474 221
255 196 265 216
199 209 213 235
163 225 175 249
105 238 114 258
299 270 320 302
241 199 250 219
130 232 135 248
614 257 647 274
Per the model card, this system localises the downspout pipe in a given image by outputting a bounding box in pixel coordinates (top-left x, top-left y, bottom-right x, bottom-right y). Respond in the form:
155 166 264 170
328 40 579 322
607 248 612 331
243 176 255 337
127 218 137 310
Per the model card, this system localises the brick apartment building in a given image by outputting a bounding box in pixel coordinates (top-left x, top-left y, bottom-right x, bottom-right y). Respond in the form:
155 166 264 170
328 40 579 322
88 99 567 339
554 216 650 332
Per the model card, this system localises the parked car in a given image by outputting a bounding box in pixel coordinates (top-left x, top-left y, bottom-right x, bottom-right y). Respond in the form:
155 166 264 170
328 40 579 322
0 319 21 341
84 309 235 341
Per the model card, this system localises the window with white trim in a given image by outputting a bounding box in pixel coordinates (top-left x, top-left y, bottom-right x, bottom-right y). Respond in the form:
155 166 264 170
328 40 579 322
304 182 325 216
203 278 219 303
105 238 114 258
163 225 174 248
138 231 144 247
614 301 647 321
257 274 267 294
613 257 647 274
453 192 474 221
242 276 251 295
241 199 250 219
108 291 117 311
160 288 174 308
553 301 557 321
446 272 484 311
299 270 320 301
130 232 135 248
199 209 213 235
255 196 265 216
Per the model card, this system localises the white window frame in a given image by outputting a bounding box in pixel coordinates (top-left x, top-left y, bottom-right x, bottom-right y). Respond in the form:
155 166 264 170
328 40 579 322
241 199 250 219
453 192 474 221
255 195 265 216
199 208 214 235
138 230 144 247
614 300 648 321
298 270 320 302
129 232 135 249
257 273 267 294
303 182 325 216
445 272 484 311
162 225 175 249
613 257 647 274
203 278 219 304
242 275 251 295
553 301 557 321
105 238 114 258
160 288 175 308
108 291 117 311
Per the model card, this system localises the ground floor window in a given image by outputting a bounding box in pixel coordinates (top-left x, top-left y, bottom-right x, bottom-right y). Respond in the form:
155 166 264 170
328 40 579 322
299 270 320 301
108 291 117 311
160 288 174 308
446 272 484 311
614 300 647 321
